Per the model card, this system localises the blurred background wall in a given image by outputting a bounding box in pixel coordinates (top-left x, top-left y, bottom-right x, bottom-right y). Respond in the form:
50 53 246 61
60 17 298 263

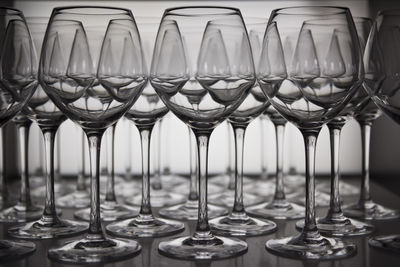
1 0 400 189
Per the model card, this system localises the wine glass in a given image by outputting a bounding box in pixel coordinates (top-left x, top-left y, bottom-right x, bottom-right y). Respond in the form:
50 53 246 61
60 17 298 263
151 6 255 260
105 17 185 238
361 9 400 252
343 16 400 221
259 6 362 259
207 19 277 236
0 7 38 261
38 7 146 263
294 17 375 237
7 17 89 239
122 17 186 208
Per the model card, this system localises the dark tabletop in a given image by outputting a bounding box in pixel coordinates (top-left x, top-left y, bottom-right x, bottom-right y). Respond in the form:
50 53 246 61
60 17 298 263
0 176 399 267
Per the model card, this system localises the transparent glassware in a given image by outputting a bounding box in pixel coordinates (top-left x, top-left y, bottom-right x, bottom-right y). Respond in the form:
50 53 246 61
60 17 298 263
343 17 400 221
122 17 186 208
56 126 90 208
106 17 185 237
295 17 376 237
74 124 139 221
0 7 39 261
38 8 146 263
158 127 228 220
8 17 88 240
259 6 363 260
209 60 277 235
151 6 254 260
208 122 262 207
361 9 400 252
0 116 42 222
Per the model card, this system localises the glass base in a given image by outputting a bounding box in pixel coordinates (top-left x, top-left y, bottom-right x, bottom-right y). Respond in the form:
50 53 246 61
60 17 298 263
243 179 275 198
56 190 90 208
343 200 400 220
154 174 188 189
125 190 186 208
0 203 42 223
0 240 36 262
158 235 248 260
369 235 400 253
158 200 228 220
106 215 184 238
31 182 75 198
266 233 356 260
115 180 141 197
210 213 277 236
247 200 305 220
74 202 138 222
209 190 263 208
48 237 141 264
316 180 359 196
288 190 331 207
283 174 305 189
295 215 375 237
171 182 224 195
8 217 88 239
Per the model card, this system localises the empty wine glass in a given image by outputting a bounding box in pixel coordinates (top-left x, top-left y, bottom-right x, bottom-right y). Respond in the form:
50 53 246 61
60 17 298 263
123 17 186 208
0 7 38 261
151 7 255 260
259 6 363 259
343 16 400 221
105 17 185 238
361 9 400 252
38 7 146 263
7 18 89 240
208 20 277 235
294 18 375 237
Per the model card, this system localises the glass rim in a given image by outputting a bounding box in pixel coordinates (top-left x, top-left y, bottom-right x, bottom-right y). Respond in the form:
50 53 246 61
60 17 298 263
165 6 240 17
0 7 23 16
273 6 349 16
54 6 131 16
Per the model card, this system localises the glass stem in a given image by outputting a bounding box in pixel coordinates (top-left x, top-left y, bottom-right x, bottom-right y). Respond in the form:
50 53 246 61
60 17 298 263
359 122 372 203
188 127 198 201
17 120 33 207
105 124 116 202
227 123 235 190
76 129 86 191
260 115 268 180
193 131 213 240
231 123 247 216
272 121 286 201
300 130 320 239
1 127 7 201
138 125 155 218
40 127 60 223
86 131 106 240
327 122 345 217
125 118 132 180
54 126 61 180
152 119 163 190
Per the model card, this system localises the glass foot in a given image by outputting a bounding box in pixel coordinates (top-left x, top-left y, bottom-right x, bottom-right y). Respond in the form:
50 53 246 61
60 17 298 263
0 240 36 262
266 233 356 260
247 200 305 220
158 235 248 260
56 190 90 208
48 237 141 264
8 217 88 239
115 180 141 197
106 215 184 238
74 202 138 222
125 190 185 208
155 174 188 188
171 182 224 195
0 203 42 223
283 174 305 189
210 213 277 236
343 200 400 220
158 200 228 220
288 190 331 207
209 190 263 208
243 179 275 198
295 215 375 237
369 235 400 253
316 180 359 196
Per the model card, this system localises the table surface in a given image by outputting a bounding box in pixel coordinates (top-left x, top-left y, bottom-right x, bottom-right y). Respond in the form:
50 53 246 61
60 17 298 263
0 176 399 267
